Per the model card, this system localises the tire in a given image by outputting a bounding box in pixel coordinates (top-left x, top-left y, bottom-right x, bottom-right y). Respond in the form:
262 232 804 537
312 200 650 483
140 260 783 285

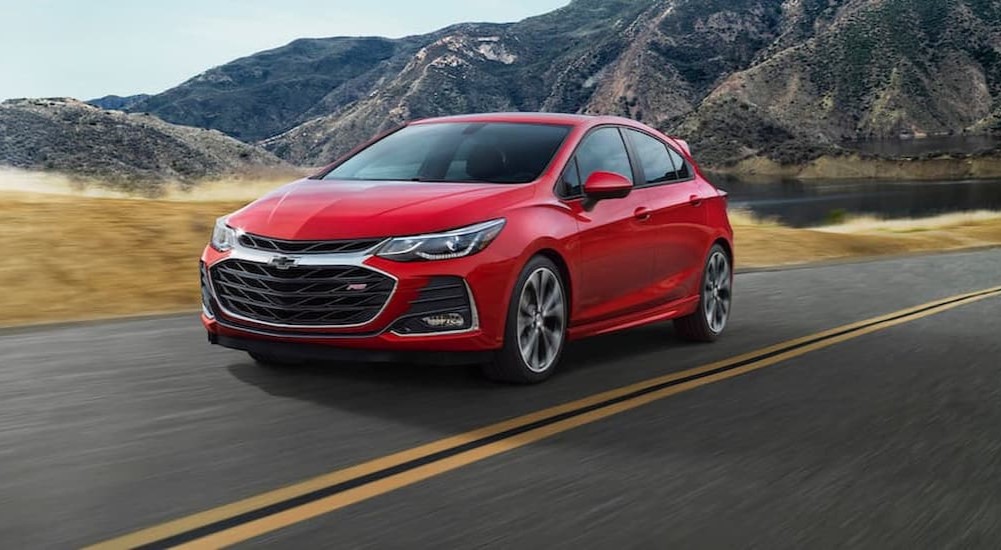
482 256 568 384
248 352 306 368
674 244 732 342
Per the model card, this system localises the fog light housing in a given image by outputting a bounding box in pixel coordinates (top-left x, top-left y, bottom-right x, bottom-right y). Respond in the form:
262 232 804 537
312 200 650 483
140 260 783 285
391 309 473 335
390 276 476 335
421 313 466 329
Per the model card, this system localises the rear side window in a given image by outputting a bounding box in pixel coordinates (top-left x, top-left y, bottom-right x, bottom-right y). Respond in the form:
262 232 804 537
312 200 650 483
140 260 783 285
574 127 633 187
666 146 692 181
625 129 675 185
625 129 693 184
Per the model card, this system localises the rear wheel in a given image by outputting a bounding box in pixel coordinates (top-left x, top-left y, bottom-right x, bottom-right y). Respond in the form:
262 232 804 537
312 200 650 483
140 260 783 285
675 244 732 342
248 352 306 368
483 257 567 383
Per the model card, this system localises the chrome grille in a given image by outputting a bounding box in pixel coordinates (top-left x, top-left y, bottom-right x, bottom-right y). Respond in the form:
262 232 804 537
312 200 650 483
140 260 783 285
238 233 383 255
199 261 214 316
210 259 394 327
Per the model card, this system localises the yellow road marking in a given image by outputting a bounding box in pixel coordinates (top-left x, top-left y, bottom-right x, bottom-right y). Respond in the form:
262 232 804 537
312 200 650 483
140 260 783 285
87 285 1001 549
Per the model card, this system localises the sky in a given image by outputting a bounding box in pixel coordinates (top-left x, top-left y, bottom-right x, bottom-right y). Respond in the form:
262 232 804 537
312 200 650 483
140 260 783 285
0 0 568 101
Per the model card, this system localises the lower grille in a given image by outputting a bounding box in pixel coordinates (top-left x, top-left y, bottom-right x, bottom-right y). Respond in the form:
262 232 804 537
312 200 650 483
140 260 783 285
390 277 474 334
210 259 394 327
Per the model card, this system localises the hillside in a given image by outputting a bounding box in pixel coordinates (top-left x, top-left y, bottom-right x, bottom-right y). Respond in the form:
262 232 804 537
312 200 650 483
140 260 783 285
0 98 290 191
681 0 1001 165
88 94 152 111
130 36 428 143
131 0 1001 169
130 0 755 164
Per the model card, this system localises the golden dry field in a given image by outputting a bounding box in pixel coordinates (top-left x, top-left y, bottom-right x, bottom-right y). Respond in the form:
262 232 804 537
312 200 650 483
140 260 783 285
2 172 1000 327
730 210 1001 267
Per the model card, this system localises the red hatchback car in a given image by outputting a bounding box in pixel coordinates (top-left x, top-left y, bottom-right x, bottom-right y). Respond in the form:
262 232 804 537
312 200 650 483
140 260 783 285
201 113 733 383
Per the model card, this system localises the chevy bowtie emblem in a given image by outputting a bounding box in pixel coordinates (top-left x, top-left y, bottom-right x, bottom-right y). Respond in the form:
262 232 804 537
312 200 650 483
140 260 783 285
269 255 299 270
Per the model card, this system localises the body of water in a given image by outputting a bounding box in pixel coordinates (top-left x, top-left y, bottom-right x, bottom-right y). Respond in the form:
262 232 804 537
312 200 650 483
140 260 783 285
713 177 1001 227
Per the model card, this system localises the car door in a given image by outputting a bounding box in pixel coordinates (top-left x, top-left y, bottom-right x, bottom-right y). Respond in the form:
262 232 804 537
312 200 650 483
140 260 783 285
563 126 662 326
623 128 713 304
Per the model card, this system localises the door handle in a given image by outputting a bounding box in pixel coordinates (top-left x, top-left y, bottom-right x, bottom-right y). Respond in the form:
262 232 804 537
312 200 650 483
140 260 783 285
633 207 652 222
689 194 703 207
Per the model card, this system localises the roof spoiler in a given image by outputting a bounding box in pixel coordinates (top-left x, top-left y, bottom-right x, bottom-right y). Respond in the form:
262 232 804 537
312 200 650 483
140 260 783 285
671 138 691 156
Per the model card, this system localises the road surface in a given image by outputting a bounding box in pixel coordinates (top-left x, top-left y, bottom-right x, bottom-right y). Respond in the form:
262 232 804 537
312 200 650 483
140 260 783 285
1 249 1000 548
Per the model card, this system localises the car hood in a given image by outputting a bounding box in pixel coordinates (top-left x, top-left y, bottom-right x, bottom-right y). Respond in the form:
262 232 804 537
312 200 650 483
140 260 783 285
226 178 534 240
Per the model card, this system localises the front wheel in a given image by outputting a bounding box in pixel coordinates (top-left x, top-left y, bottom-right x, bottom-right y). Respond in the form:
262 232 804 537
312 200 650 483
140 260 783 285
675 244 732 342
482 257 568 384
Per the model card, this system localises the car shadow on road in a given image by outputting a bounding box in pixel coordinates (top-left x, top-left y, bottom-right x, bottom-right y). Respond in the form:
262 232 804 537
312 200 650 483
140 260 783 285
225 323 709 434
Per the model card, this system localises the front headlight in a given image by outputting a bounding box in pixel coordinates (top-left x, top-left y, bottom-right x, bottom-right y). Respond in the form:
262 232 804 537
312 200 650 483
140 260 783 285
376 219 506 262
211 217 237 252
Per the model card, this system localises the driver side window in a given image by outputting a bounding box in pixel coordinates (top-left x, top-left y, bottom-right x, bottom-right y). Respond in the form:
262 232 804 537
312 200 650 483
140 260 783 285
562 127 633 197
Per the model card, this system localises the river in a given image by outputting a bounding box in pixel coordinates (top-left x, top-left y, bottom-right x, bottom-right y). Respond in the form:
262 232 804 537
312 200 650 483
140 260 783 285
712 177 1001 227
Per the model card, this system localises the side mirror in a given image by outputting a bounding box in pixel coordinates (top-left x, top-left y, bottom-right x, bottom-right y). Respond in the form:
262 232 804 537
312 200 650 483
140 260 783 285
582 171 632 210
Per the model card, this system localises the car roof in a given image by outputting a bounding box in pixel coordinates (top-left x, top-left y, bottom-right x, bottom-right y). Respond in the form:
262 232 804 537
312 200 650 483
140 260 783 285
410 112 645 129
406 112 694 159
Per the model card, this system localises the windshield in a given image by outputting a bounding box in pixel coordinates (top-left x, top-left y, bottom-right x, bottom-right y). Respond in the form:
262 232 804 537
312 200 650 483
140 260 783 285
323 122 571 184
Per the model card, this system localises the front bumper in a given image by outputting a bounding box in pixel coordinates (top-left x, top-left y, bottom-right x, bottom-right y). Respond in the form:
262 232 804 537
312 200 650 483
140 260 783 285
200 243 517 355
209 333 493 365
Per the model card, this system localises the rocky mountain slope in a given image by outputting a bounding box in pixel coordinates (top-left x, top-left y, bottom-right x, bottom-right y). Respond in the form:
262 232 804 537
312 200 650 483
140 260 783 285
88 94 152 111
681 0 1001 165
0 98 289 190
130 0 1001 168
131 36 427 144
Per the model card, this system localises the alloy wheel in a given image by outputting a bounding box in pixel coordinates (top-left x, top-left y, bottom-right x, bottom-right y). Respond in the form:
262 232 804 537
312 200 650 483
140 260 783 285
703 251 732 334
516 267 566 373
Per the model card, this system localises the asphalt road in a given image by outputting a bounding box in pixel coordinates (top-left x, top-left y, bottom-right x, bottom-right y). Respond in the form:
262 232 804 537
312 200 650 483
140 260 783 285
1 249 1000 548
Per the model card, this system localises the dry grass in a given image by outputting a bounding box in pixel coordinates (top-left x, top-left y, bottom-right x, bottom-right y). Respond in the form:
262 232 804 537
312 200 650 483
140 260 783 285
731 209 1001 267
812 210 1001 233
0 166 303 200
1 190 1000 327
0 193 245 326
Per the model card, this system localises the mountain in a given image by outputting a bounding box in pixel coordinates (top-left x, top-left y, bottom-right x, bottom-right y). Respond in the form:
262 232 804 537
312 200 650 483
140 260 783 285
680 0 1001 166
130 36 427 143
0 98 289 191
88 94 152 111
129 0 698 164
132 0 1001 168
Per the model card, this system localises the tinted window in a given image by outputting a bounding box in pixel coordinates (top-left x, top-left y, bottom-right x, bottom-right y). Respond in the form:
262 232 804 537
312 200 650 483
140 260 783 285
562 158 582 197
626 129 675 185
574 127 633 189
666 146 692 180
325 122 571 184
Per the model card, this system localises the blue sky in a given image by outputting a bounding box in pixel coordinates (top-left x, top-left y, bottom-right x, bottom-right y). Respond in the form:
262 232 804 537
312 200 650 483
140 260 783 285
0 0 568 100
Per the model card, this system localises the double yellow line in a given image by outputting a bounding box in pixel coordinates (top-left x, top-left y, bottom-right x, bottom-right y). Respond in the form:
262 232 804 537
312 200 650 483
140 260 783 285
89 285 1001 549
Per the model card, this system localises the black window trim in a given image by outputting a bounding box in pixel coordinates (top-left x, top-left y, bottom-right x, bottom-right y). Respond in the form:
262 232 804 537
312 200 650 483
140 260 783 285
561 156 582 198
621 127 695 189
555 124 638 200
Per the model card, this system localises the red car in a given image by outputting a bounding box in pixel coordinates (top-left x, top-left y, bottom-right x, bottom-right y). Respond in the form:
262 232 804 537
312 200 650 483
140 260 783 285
201 113 733 383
